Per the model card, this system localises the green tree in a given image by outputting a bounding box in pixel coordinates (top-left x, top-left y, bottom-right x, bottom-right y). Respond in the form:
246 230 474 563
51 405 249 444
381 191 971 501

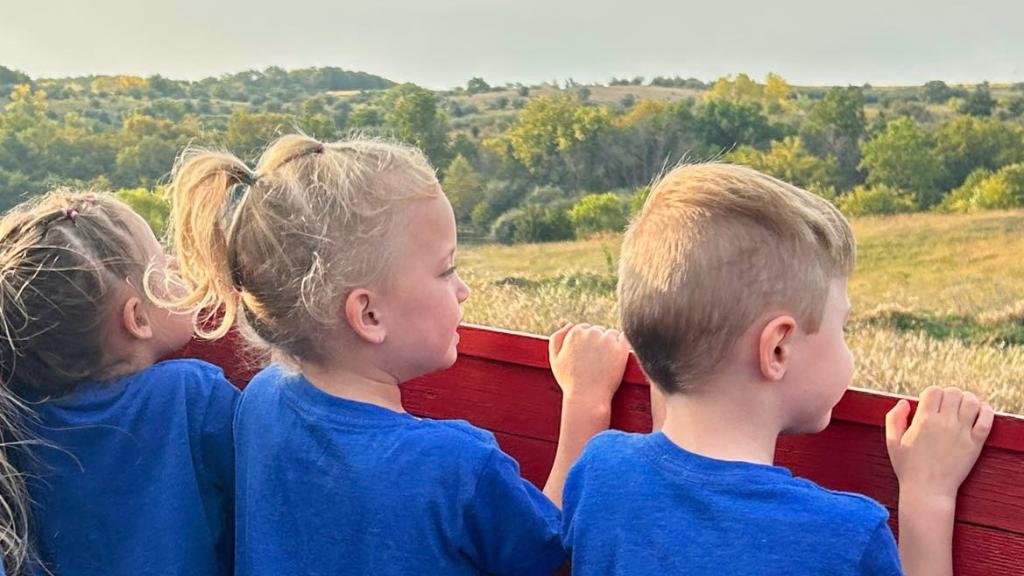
569 193 628 236
959 83 996 117
801 86 866 189
1 85 49 132
442 155 484 221
114 114 200 188
730 136 840 191
694 99 779 150
347 105 384 128
923 80 954 104
933 116 1024 191
837 185 918 216
706 73 763 104
499 94 612 188
466 77 491 94
860 117 942 207
385 84 450 168
491 205 574 244
0 66 31 91
116 187 171 236
607 99 701 189
224 111 294 160
940 164 1024 212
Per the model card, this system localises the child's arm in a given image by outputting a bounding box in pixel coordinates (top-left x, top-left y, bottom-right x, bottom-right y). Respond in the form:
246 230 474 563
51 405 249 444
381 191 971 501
885 386 994 576
543 323 629 508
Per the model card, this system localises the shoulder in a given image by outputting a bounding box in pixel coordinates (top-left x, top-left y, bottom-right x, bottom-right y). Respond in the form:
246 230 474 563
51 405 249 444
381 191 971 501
238 363 292 400
145 358 233 387
135 359 239 401
786 476 890 529
413 417 502 464
578 429 649 469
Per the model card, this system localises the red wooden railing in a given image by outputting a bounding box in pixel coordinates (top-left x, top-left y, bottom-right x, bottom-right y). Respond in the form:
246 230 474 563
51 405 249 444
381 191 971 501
176 324 1024 575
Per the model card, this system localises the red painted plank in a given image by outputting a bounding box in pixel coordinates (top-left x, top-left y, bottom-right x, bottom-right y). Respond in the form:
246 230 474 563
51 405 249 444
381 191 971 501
948 523 1024 576
489 431 556 491
172 325 1024 575
457 325 1024 451
778 422 1024 534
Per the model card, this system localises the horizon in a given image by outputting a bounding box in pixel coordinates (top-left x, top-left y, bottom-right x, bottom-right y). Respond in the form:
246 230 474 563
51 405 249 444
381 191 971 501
2 0 1022 90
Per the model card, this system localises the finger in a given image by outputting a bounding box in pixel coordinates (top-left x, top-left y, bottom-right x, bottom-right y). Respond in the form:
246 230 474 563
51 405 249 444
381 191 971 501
885 399 911 458
958 391 981 426
940 387 964 420
972 403 995 443
549 323 573 357
918 386 943 415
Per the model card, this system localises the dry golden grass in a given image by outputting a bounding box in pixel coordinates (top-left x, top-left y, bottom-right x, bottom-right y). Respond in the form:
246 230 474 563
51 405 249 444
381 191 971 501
458 212 1024 414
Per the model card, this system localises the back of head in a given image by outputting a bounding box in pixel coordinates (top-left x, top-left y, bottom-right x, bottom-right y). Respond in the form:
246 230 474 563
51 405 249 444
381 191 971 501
165 134 439 363
619 163 855 394
0 189 147 574
0 190 148 396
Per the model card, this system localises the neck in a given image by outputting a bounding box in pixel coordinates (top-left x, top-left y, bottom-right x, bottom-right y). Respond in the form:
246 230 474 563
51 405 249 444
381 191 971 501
660 384 781 466
300 358 405 413
96 343 158 382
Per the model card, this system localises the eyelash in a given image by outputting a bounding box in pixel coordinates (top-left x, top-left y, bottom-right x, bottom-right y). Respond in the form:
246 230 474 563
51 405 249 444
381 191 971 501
442 265 458 277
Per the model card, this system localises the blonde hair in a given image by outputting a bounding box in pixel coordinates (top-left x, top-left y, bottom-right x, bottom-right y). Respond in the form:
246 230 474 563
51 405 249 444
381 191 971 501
0 189 154 574
619 163 855 393
163 134 439 362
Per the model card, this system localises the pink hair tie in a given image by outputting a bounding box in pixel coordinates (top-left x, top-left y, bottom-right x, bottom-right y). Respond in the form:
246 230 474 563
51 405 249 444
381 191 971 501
85 194 97 205
63 208 80 223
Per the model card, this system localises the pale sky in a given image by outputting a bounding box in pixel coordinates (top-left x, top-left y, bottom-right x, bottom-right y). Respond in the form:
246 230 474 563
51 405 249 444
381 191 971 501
2 0 1022 88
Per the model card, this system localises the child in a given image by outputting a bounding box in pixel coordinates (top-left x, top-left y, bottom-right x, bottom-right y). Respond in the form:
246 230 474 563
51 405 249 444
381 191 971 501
0 190 239 576
164 135 629 575
562 163 993 576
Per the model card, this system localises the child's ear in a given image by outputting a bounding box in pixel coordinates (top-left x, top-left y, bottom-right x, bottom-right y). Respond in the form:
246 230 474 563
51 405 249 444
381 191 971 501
343 288 387 345
122 296 154 340
758 315 796 381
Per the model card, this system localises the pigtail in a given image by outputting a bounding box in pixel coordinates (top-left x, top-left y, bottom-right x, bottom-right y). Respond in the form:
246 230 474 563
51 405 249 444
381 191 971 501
163 150 254 340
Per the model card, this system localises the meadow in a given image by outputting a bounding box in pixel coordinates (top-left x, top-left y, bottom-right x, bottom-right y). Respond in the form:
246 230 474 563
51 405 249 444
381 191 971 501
458 210 1024 414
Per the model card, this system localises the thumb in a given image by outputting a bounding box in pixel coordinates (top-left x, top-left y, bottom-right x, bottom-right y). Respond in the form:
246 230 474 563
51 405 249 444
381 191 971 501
885 399 911 459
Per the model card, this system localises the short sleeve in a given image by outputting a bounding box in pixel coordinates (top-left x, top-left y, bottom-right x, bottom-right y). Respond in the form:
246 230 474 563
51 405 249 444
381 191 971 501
560 449 589 548
461 447 567 575
858 520 903 576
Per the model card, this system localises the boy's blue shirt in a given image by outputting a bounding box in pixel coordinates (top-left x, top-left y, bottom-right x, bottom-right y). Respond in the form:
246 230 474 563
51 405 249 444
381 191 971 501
563 430 903 576
234 363 565 576
21 359 239 576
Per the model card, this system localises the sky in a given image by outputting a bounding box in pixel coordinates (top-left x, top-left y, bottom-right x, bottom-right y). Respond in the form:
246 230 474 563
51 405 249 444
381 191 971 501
2 0 1023 88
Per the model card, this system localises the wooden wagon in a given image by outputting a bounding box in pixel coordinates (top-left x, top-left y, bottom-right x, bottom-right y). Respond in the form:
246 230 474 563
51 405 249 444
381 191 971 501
178 324 1024 575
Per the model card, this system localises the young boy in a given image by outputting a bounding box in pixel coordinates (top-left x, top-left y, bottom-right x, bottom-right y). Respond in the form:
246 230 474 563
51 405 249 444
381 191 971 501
562 163 993 576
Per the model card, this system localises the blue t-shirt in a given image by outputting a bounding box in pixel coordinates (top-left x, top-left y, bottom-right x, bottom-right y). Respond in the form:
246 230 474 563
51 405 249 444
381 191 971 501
563 431 902 576
235 364 565 576
20 359 239 576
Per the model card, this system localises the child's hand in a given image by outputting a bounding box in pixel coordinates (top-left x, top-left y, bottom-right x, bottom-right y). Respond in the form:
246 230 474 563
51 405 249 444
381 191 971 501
885 386 994 500
543 323 630 507
549 323 629 408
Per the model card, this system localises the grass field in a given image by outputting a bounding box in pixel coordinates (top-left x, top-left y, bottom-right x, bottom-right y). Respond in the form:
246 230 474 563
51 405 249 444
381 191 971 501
458 211 1024 414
